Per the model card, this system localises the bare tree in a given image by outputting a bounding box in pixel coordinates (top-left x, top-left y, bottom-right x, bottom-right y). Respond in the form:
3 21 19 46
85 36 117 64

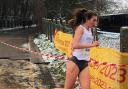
95 0 119 15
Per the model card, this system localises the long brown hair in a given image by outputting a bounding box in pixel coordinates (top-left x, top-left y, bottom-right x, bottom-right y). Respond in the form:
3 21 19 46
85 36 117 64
68 8 97 30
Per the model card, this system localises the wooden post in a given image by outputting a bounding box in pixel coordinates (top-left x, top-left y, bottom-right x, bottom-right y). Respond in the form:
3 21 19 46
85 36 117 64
56 19 61 31
62 20 66 25
52 19 56 36
46 19 48 37
48 19 51 40
93 27 98 41
120 27 128 52
49 19 52 42
62 20 66 32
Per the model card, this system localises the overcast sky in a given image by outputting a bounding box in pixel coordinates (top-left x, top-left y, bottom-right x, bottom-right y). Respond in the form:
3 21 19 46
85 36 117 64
114 0 128 9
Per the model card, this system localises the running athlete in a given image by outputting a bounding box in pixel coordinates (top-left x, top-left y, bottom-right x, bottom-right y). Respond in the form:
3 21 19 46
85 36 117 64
64 8 100 89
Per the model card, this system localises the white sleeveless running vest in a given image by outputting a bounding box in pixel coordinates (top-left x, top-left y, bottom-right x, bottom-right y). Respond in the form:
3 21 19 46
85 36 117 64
72 25 93 61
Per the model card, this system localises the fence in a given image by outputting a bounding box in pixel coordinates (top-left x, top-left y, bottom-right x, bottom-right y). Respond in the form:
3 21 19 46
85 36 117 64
42 18 122 51
42 18 100 42
0 16 37 29
42 18 128 89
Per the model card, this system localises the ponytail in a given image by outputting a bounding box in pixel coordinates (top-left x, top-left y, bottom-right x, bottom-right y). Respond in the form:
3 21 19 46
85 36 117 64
68 19 75 29
68 8 97 30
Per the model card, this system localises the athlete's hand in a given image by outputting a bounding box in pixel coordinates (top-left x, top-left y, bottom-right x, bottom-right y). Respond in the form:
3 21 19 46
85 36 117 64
92 41 100 47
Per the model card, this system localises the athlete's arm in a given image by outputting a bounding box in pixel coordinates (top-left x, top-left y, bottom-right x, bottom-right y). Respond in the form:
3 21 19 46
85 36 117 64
72 27 99 49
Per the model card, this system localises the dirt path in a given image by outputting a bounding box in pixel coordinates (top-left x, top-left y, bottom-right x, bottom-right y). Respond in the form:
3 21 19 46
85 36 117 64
0 33 30 60
0 30 56 89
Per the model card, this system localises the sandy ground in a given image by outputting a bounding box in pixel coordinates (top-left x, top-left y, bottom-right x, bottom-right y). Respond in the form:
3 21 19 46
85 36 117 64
0 32 43 89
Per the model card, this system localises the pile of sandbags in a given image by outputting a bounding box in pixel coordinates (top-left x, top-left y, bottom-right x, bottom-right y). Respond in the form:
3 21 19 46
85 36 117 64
34 34 67 87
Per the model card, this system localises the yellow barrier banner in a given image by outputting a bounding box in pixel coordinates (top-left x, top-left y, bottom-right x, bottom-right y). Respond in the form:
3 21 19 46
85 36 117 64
54 30 128 89
90 47 128 89
54 30 73 57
